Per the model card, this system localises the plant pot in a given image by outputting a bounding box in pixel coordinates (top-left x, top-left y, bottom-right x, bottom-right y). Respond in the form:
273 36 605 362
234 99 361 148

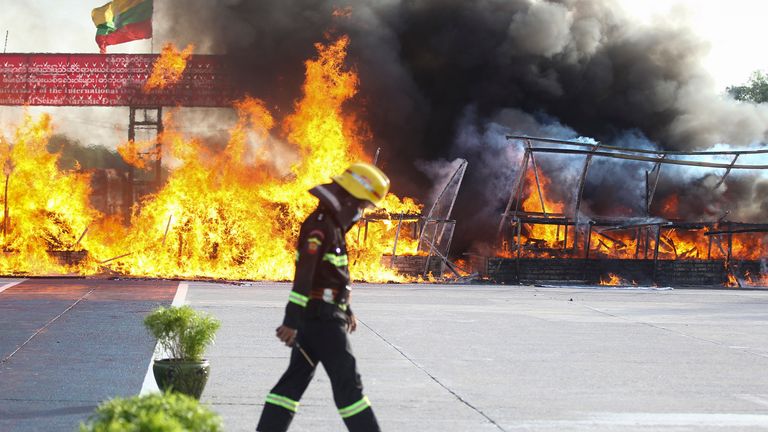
152 359 211 399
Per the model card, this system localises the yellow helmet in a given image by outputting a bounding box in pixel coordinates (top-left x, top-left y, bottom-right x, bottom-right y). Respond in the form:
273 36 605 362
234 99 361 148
332 162 390 207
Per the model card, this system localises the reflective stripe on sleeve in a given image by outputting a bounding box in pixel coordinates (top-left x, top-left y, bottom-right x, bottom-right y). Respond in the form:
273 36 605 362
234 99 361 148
266 393 300 412
338 396 371 418
322 253 349 267
288 291 309 307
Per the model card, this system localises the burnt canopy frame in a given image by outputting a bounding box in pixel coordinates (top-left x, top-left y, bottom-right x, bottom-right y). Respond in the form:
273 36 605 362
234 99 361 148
497 135 768 284
500 135 768 234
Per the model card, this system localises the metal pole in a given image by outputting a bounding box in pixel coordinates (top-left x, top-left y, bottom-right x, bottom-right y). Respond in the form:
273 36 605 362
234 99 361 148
373 147 381 166
634 228 641 259
727 233 733 263
573 143 600 253
126 107 136 225
647 158 664 213
162 214 173 246
644 227 650 259
563 224 568 251
714 154 739 189
390 213 404 268
585 223 593 259
3 31 8 54
527 141 548 217
515 219 522 283
2 173 8 240
497 151 530 242
652 225 662 282
155 107 163 187
74 227 89 249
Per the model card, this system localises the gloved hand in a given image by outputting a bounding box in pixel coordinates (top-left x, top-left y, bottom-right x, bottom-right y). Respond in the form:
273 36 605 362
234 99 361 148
347 313 357 333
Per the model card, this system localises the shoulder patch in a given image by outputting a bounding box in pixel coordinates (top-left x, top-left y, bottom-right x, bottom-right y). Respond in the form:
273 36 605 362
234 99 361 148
306 229 325 254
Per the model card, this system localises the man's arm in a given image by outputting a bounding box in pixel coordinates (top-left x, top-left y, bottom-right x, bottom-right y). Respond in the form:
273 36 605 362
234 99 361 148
281 226 326 331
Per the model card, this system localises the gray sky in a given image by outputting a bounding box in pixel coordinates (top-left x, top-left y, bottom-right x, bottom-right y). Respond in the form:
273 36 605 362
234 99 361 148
2 1 764 86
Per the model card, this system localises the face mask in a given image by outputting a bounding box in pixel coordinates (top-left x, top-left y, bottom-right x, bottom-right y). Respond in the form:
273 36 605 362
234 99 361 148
351 208 363 223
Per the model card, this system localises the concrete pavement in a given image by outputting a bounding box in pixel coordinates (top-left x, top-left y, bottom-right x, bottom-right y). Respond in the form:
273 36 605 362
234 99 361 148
1 278 768 431
188 282 768 432
0 278 177 431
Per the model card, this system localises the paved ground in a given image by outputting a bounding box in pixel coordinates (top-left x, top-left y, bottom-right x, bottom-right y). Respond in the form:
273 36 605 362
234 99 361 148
1 279 768 431
0 278 177 431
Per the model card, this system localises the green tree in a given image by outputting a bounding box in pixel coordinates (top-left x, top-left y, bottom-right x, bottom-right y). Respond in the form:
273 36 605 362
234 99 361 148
727 70 768 103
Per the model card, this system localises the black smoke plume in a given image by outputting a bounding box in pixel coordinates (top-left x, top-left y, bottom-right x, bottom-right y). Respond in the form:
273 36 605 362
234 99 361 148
159 0 768 253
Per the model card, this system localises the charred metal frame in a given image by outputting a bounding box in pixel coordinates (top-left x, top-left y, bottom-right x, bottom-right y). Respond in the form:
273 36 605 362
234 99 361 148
359 159 468 279
126 106 163 223
498 135 768 285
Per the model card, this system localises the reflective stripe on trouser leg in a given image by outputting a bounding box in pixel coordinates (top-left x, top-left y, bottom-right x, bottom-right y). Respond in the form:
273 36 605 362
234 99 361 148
338 396 372 418
257 340 316 432
265 393 300 412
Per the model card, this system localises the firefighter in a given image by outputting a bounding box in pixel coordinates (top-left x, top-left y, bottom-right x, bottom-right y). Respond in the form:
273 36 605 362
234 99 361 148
256 162 389 432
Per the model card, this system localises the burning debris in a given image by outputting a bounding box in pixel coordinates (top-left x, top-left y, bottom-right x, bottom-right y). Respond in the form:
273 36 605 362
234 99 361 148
3 1 768 287
0 114 96 275
0 36 428 281
481 135 768 287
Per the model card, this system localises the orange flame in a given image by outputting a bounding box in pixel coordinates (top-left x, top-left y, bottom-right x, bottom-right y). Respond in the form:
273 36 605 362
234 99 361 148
511 169 567 256
0 36 422 281
116 138 158 169
599 273 622 286
143 43 194 92
743 271 768 287
507 167 768 265
0 114 96 275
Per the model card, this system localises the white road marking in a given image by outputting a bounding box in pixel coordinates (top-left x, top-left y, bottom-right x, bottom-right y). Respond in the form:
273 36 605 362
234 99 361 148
172 282 189 307
140 281 190 395
0 279 26 294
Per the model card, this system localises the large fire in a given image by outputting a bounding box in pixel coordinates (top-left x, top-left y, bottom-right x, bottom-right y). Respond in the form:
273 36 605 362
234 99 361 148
507 155 768 285
0 36 421 281
0 115 95 275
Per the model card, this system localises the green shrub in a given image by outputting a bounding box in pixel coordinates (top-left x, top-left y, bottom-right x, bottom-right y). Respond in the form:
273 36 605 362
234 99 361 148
144 306 221 361
79 392 222 432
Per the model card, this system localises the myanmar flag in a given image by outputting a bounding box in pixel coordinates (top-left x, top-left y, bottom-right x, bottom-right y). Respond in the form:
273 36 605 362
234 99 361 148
92 0 153 54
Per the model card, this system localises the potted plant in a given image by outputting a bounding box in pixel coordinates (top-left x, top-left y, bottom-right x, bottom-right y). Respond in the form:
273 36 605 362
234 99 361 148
144 305 221 399
80 392 223 431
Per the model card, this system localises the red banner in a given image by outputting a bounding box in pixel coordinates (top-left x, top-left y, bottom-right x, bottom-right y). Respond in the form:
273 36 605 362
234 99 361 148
0 54 236 107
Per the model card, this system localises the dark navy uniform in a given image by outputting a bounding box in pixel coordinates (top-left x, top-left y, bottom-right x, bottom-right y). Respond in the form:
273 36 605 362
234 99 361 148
257 189 381 432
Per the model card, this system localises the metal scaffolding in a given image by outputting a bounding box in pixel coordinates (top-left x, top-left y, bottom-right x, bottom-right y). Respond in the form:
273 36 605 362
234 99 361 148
125 106 163 223
496 135 768 284
362 159 468 278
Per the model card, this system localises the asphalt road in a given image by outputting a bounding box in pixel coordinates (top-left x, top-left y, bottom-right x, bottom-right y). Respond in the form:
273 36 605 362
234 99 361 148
0 278 177 432
1 279 768 431
190 282 768 432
